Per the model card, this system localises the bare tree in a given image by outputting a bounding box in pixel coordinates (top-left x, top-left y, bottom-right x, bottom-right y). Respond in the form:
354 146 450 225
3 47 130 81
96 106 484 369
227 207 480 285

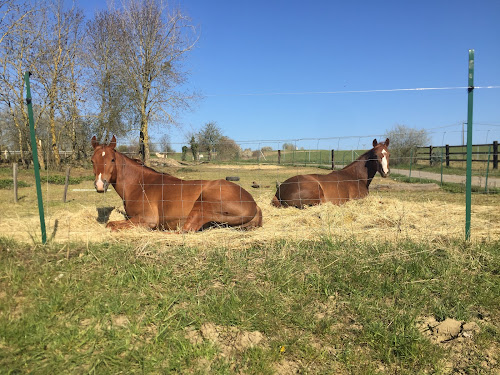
116 0 198 165
385 124 430 165
0 1 45 168
84 9 130 142
0 0 35 45
31 0 84 168
64 43 86 161
197 122 222 161
158 133 174 153
216 136 241 161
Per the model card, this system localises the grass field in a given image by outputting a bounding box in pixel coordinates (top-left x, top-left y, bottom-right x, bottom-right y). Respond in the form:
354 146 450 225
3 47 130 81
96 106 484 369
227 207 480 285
0 162 499 373
396 162 500 178
160 147 500 178
160 149 355 168
1 237 498 374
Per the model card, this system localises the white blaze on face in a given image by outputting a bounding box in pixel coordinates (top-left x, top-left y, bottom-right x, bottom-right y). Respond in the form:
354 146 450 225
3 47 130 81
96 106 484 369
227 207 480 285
102 151 106 157
95 172 105 191
381 149 389 174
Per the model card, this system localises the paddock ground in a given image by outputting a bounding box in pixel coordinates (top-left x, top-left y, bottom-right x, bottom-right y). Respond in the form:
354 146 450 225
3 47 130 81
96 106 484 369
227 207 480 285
1 163 499 374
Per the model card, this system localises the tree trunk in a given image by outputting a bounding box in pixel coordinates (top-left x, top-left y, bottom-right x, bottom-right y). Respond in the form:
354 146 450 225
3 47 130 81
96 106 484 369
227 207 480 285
36 137 45 170
139 103 150 165
49 102 61 167
16 127 28 168
71 122 78 161
139 126 150 166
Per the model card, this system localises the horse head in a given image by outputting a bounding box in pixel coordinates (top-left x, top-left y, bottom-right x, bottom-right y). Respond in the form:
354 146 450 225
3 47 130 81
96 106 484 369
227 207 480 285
91 135 118 193
372 138 390 178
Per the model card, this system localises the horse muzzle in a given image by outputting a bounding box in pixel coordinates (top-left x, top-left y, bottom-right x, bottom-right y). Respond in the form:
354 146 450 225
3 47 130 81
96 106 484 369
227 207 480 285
380 168 390 178
95 177 110 193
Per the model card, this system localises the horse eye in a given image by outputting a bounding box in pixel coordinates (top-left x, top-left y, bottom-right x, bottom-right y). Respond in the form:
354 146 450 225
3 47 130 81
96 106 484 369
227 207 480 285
111 159 115 162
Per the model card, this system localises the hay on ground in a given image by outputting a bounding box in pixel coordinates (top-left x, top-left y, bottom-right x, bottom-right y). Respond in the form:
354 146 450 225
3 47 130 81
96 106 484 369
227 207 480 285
1 191 498 248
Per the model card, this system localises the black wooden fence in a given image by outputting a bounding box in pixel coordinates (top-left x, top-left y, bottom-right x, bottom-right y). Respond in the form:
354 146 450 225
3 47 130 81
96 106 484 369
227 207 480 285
416 141 498 169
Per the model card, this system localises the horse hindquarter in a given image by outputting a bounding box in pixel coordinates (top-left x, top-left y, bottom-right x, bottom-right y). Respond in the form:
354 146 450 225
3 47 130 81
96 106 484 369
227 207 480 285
275 175 325 208
182 180 261 231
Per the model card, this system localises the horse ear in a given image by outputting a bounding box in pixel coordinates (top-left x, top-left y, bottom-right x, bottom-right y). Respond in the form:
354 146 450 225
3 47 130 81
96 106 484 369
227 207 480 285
109 135 117 149
373 139 378 147
385 138 390 147
91 136 99 149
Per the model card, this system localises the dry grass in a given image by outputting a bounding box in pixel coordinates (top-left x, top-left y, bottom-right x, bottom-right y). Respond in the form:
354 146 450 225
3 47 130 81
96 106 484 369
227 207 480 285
1 163 499 246
1 165 499 247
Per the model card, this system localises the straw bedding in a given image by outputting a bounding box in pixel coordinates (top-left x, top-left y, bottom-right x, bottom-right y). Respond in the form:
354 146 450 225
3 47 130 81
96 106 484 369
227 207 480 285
2 189 498 247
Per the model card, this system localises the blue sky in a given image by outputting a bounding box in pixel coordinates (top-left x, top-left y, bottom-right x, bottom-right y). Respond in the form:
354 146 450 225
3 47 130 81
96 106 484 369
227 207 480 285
84 0 500 151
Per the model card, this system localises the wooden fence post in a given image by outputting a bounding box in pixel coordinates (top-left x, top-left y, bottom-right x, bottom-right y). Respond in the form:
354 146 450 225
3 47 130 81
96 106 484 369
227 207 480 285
277 150 281 165
331 149 335 170
445 144 450 167
493 141 498 169
429 145 433 165
63 166 71 203
13 162 18 203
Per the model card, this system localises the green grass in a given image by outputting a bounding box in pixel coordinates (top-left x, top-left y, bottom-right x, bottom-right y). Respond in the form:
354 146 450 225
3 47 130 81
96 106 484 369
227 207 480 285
165 149 364 167
395 161 500 178
391 173 500 194
0 237 498 374
0 179 31 189
163 148 500 178
239 149 360 167
40 174 94 185
0 166 94 186
0 174 92 189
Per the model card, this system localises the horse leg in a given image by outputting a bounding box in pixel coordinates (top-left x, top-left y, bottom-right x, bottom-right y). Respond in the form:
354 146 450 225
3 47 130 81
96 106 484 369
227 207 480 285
271 195 282 207
238 205 262 230
291 184 326 208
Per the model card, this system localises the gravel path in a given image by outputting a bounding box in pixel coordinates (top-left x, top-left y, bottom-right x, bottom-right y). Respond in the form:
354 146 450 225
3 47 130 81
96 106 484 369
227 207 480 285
391 168 500 189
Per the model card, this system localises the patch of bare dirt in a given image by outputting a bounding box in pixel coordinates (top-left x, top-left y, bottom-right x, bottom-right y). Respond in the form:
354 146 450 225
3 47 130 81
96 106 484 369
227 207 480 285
418 316 498 373
184 322 267 373
150 158 182 168
185 322 265 359
371 183 440 191
419 317 479 343
112 314 130 328
202 164 284 170
274 359 301 374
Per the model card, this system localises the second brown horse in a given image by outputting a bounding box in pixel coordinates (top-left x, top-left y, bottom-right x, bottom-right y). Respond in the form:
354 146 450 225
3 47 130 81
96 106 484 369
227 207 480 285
272 138 390 208
91 136 262 231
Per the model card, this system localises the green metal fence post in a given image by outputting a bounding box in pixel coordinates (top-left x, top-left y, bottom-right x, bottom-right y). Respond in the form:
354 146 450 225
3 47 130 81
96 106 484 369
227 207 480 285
465 50 474 241
24 72 46 244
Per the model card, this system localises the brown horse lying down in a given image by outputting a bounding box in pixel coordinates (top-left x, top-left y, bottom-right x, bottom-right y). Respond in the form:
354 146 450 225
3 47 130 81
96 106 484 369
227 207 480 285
272 138 390 208
91 136 262 231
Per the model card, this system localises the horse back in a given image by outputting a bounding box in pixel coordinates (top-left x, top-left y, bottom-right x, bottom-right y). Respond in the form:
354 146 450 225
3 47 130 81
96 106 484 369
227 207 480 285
317 170 369 203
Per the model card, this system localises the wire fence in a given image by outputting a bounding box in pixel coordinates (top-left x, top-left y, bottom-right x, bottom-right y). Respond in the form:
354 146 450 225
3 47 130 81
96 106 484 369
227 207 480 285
1 129 499 246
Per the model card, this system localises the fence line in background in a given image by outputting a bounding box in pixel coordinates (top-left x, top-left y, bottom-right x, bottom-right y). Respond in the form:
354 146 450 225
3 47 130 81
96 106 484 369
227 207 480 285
416 141 498 169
